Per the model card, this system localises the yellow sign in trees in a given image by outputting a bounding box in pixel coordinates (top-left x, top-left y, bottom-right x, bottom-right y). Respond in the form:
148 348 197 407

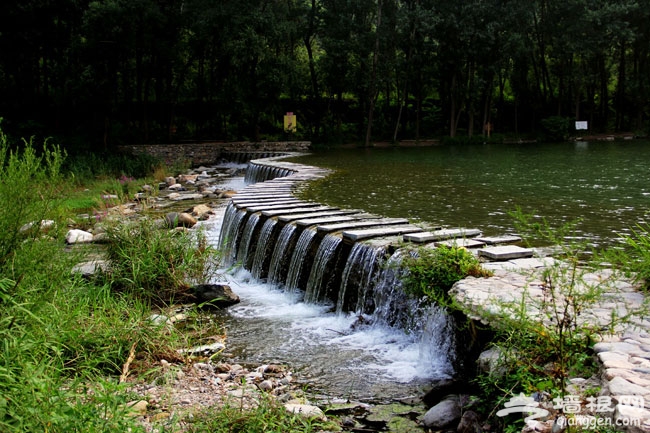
284 112 297 133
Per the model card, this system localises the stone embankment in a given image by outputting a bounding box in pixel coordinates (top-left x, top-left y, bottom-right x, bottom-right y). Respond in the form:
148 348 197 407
452 266 650 433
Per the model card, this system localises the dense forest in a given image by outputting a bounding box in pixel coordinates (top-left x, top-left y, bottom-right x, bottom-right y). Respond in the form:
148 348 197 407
0 0 648 148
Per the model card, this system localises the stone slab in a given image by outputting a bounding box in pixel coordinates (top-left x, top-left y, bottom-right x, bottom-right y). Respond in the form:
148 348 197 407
473 235 522 245
435 238 486 248
279 210 359 222
317 218 410 234
246 202 322 212
342 225 424 241
294 215 358 227
478 245 534 260
404 228 482 243
233 199 300 208
261 206 332 217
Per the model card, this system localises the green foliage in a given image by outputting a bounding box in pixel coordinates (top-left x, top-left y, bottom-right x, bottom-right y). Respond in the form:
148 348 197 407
101 219 219 305
64 151 161 181
402 245 492 303
540 116 571 142
0 128 66 274
472 209 642 427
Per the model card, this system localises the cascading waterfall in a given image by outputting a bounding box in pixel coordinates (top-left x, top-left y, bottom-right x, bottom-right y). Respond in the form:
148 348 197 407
336 242 386 314
304 234 343 303
220 206 248 264
250 218 277 280
371 249 422 331
284 229 318 291
266 224 297 283
236 213 261 267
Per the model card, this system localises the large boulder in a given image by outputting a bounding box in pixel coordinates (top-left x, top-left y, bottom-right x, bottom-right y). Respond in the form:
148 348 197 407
191 284 240 308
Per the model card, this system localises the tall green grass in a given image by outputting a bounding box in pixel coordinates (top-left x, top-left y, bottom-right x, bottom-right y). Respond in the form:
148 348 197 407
0 127 218 431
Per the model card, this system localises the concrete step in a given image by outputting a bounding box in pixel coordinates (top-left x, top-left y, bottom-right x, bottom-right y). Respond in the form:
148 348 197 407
343 225 425 242
478 245 534 261
316 218 410 234
403 228 481 243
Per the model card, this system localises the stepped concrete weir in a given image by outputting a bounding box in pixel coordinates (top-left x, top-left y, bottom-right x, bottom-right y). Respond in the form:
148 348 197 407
218 153 525 334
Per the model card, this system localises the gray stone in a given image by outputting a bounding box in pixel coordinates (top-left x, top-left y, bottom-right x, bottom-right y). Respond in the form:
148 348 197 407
192 284 240 308
71 260 110 277
608 376 650 396
66 229 94 244
474 235 522 245
435 238 486 248
343 225 424 241
284 403 326 420
478 245 534 260
421 396 462 429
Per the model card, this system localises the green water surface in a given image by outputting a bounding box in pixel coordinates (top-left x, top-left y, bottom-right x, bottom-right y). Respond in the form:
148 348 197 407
291 141 650 248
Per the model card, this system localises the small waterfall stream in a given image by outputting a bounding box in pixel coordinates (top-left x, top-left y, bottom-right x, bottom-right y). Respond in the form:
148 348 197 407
209 166 459 400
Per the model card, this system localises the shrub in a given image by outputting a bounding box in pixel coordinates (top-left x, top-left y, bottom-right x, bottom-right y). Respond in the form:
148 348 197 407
402 245 492 302
0 128 66 274
540 116 571 142
101 219 219 305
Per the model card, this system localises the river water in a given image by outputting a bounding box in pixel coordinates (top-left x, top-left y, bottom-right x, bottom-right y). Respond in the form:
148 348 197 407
290 140 650 248
204 141 650 401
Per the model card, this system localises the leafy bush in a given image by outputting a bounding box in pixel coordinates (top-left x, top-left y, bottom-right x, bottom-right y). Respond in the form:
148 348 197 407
101 219 219 305
402 245 492 302
0 128 65 274
540 116 571 142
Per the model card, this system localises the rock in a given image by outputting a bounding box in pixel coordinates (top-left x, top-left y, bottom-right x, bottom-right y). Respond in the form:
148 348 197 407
478 346 508 377
284 403 326 420
126 400 148 416
66 229 94 244
192 284 240 308
165 176 176 186
20 219 56 233
168 183 184 191
164 212 197 228
178 212 197 227
258 380 274 391
423 378 465 407
71 260 110 278
177 342 226 356
457 410 482 433
421 395 462 429
189 204 212 220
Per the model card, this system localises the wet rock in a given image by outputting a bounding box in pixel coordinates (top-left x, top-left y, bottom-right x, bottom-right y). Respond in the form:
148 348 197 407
192 283 240 308
423 377 465 407
421 395 462 429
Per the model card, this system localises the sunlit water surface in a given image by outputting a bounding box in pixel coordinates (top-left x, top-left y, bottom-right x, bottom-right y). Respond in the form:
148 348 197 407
290 141 650 248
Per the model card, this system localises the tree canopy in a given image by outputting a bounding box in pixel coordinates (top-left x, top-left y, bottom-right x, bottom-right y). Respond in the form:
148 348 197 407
0 0 648 147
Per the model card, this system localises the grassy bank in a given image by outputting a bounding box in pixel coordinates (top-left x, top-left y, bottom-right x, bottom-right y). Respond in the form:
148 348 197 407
0 129 331 432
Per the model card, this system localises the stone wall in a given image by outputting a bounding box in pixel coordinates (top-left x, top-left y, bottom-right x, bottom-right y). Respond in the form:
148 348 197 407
117 141 311 167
